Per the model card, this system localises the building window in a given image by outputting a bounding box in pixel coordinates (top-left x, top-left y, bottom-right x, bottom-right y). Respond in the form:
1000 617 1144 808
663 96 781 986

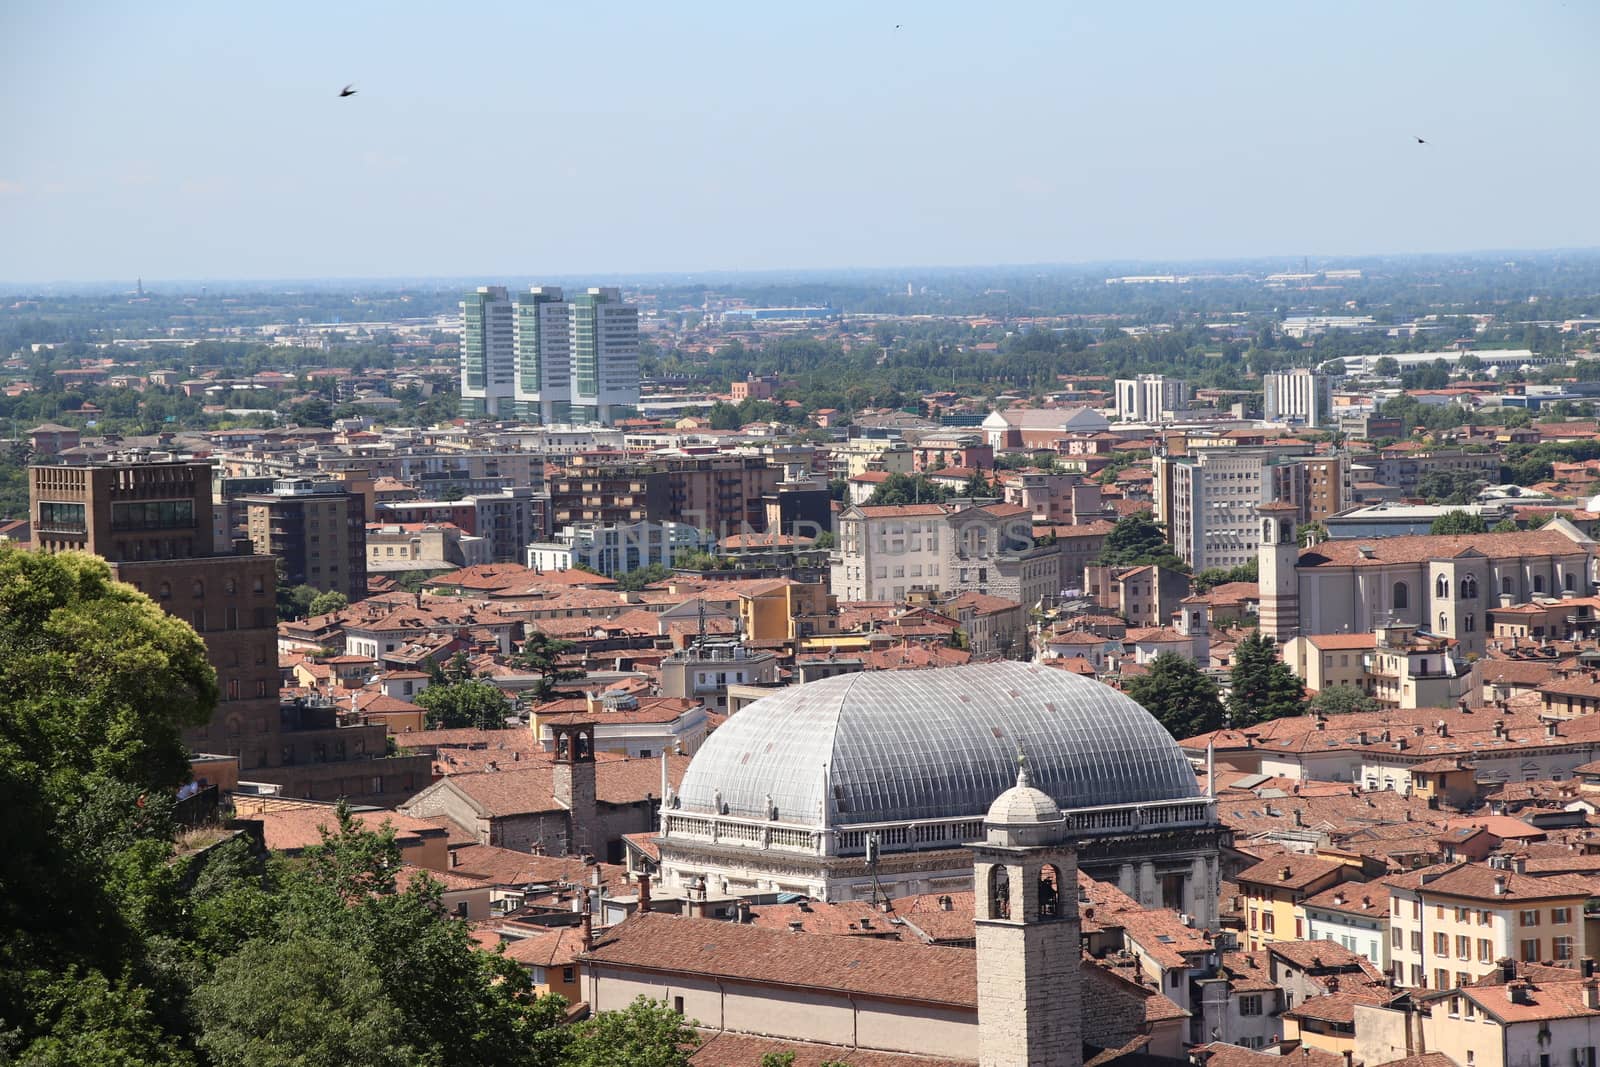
1456 935 1470 959
1522 938 1541 962
1464 614 1475 633
1438 612 1448 633
1567 573 1577 592
1535 575 1545 594
1555 936 1576 961
672 996 684 1016
1502 576 1513 595
1394 582 1409 610
1434 932 1449 957
1553 907 1572 924
1479 938 1493 962
1436 575 1449 599
1238 995 1263 1016
1461 576 1477 599
1521 910 1541 926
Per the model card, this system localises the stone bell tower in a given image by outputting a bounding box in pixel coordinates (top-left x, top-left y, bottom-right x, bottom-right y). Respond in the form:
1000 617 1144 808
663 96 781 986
1256 500 1300 644
969 760 1082 1067
552 718 597 858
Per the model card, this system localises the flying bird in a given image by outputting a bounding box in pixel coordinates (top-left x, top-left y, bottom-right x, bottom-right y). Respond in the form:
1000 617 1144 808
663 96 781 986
340 84 357 98
1415 136 1426 144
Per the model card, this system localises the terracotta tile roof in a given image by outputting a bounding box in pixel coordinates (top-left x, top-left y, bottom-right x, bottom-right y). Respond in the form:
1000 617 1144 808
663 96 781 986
447 843 627 888
1268 939 1387 982
1299 529 1583 568
581 912 978 1007
1452 976 1600 1022
250 806 446 853
689 1032 972 1067
1384 861 1593 902
1300 882 1391 917
1282 987 1388 1024
1236 854 1349 892
1304 633 1379 650
1192 1044 1344 1067
854 504 950 518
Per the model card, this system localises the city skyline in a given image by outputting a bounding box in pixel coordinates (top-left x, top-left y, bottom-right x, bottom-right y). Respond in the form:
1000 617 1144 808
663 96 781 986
4 1 1598 282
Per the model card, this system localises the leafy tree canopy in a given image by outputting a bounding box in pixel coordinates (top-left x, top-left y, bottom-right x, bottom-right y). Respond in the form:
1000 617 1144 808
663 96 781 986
515 632 585 700
561 996 699 1067
414 679 515 730
1093 511 1188 572
1227 631 1308 727
1429 510 1488 535
863 473 949 507
1310 684 1382 716
1124 652 1226 740
308 589 350 616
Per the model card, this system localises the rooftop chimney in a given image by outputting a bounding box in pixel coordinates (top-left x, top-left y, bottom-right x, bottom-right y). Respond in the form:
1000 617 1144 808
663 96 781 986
1500 957 1516 983
1507 979 1531 1005
788 920 804 933
1583 957 1596 978
939 894 953 911
1586 980 1600 1011
1512 856 1527 875
1279 866 1293 881
637 876 652 915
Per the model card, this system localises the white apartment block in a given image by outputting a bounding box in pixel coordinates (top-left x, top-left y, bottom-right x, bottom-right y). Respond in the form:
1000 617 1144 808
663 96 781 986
1161 448 1273 572
459 286 515 418
461 285 639 426
1263 369 1332 428
1114 375 1187 423
830 503 947 603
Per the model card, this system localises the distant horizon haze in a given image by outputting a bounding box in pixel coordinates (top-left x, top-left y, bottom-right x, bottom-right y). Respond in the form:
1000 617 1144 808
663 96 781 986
3 1 1596 282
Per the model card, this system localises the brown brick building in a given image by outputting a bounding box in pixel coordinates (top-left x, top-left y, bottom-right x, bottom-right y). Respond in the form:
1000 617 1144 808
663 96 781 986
30 458 426 803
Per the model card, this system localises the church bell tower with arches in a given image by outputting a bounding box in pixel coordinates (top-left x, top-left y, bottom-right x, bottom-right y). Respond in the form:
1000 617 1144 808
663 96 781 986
1257 501 1300 644
970 760 1082 1067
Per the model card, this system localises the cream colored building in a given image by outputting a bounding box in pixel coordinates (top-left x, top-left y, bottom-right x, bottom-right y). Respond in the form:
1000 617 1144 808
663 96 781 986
1357 972 1600 1067
1259 515 1595 657
1383 861 1591 991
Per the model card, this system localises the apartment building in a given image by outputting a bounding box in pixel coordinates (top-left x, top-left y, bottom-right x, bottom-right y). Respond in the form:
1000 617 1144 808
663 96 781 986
459 285 515 417
461 284 639 425
1238 854 1356 951
1383 861 1591 990
1158 447 1275 572
830 503 947 603
1115 374 1188 422
240 477 367 599
29 458 424 801
1263 369 1333 428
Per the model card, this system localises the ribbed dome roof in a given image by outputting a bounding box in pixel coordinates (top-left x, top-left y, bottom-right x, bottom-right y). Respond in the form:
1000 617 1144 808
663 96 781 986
674 661 1199 829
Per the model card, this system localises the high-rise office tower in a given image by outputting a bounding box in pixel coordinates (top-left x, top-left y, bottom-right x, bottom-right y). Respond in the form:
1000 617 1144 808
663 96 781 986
1263 369 1332 428
568 287 639 425
513 286 573 424
459 285 515 417
465 284 639 425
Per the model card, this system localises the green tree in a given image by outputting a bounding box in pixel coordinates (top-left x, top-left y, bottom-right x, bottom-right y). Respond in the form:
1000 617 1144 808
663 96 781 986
614 563 672 591
1373 356 1400 377
1416 469 1486 505
1430 510 1488 535
1310 684 1381 716
308 589 349 616
1227 631 1307 727
278 581 320 621
516 632 585 700
1093 511 1187 572
0 547 218 1058
863 473 949 507
193 935 418 1067
813 530 836 550
561 996 699 1067
415 680 514 730
706 401 742 430
1123 652 1226 740
1491 518 1520 533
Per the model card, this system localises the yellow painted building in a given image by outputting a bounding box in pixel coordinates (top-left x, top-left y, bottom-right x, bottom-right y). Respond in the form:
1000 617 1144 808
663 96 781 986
1238 854 1352 951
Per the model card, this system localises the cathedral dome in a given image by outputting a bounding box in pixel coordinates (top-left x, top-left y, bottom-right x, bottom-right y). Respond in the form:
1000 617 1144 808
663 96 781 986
673 661 1199 830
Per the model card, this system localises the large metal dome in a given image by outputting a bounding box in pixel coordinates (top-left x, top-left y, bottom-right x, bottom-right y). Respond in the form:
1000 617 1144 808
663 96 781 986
674 661 1199 829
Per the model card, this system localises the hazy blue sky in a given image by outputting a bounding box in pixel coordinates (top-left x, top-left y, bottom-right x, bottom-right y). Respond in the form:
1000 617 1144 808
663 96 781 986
2 1 1596 282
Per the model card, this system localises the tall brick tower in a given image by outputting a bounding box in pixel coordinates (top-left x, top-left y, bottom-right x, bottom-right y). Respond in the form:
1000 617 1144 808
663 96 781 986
970 760 1082 1067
